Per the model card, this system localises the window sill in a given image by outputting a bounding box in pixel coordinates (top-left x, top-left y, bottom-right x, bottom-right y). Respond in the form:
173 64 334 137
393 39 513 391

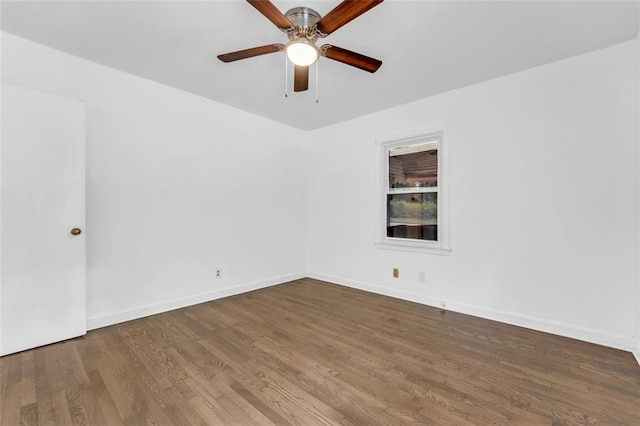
375 240 452 255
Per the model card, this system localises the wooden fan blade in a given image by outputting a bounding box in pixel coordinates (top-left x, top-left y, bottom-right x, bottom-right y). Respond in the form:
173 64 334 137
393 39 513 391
247 0 293 30
321 45 382 73
218 44 283 63
294 65 309 92
316 0 383 36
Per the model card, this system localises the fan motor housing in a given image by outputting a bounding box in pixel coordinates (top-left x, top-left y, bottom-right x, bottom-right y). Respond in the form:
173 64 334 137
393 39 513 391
285 7 321 30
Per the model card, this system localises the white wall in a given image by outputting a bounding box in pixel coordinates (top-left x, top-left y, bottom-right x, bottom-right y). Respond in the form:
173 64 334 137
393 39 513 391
0 36 3 355
307 41 638 350
1 33 307 329
635 29 640 364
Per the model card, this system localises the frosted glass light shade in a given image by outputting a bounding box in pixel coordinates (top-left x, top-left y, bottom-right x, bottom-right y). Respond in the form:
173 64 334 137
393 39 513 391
285 39 319 66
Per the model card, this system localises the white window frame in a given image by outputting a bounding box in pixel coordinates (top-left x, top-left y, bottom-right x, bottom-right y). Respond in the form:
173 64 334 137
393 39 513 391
375 128 451 255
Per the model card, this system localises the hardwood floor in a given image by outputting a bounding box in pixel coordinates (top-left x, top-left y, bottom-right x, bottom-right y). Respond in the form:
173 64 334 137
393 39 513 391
1 278 639 425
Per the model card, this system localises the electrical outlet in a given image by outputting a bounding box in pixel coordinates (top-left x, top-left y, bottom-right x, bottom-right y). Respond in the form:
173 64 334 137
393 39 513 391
215 269 222 279
418 272 425 283
440 301 446 308
393 268 399 278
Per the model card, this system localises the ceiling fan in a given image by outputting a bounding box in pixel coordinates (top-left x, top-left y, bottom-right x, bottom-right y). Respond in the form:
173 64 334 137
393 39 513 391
217 0 383 93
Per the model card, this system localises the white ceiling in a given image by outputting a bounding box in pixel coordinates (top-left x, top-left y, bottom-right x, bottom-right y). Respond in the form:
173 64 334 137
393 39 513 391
1 1 638 130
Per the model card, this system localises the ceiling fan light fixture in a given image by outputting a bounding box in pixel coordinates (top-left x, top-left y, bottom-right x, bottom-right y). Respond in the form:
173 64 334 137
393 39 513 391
218 0 384 95
285 39 319 66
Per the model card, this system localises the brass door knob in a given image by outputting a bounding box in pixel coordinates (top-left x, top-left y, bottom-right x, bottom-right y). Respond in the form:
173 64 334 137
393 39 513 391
70 228 82 236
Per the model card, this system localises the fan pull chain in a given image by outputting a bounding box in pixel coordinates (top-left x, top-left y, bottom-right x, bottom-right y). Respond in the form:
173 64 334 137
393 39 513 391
284 54 289 98
315 60 319 103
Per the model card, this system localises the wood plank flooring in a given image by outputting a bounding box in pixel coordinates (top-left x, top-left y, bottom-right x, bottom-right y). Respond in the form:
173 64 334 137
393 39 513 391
1 278 639 425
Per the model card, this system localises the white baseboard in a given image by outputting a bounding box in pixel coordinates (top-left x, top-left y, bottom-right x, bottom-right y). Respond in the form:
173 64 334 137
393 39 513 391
633 339 640 367
87 272 305 331
307 272 634 352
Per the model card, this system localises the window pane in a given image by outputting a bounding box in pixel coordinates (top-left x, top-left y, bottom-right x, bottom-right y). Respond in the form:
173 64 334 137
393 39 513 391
387 192 437 241
389 142 438 191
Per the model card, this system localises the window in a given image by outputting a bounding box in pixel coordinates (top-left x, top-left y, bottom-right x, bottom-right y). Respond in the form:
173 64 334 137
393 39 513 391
376 130 451 254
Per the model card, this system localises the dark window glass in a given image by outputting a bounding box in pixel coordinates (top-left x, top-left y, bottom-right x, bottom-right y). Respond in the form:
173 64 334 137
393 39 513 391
389 146 438 190
386 192 437 241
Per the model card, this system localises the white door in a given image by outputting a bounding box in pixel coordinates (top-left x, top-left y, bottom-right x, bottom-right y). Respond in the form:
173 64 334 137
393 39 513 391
1 84 86 356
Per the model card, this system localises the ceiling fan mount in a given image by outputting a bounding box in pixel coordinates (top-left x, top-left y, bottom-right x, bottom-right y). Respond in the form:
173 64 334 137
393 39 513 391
284 7 321 38
218 0 383 93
